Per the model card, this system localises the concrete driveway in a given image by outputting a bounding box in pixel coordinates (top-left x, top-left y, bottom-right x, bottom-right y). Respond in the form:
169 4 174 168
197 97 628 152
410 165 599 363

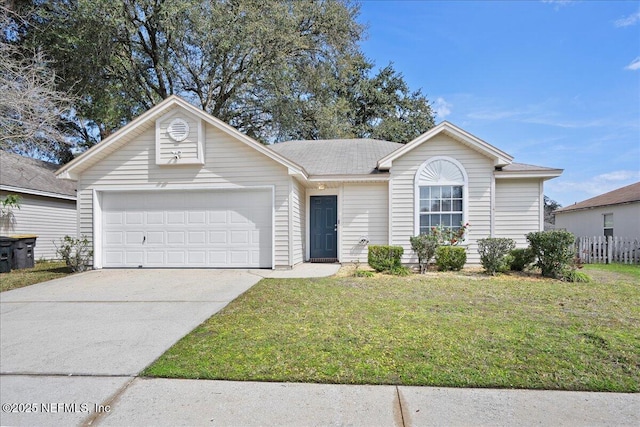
0 269 262 426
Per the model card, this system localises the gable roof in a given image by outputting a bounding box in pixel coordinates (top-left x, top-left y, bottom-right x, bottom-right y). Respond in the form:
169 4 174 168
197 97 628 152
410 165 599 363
0 151 76 200
495 162 563 179
555 181 640 213
377 121 514 170
269 139 402 176
56 95 307 181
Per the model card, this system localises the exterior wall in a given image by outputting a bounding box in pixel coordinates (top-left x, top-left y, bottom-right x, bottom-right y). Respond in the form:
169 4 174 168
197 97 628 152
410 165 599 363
389 134 494 265
156 111 204 165
494 179 542 247
291 178 306 265
555 202 640 238
0 191 77 259
77 121 292 268
341 182 389 263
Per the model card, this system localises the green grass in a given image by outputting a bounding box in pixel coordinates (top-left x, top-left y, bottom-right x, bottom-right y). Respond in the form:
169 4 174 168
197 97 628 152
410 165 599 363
0 260 72 292
144 266 640 392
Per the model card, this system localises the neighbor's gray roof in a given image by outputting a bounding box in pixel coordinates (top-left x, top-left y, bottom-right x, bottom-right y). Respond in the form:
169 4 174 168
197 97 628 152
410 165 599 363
555 181 640 213
0 151 76 198
269 139 403 175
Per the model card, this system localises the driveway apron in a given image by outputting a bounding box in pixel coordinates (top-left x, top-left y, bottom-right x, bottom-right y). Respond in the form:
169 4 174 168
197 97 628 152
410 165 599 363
0 269 260 426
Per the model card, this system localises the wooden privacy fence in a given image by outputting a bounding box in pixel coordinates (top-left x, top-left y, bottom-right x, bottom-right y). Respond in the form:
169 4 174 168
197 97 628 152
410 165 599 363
577 236 640 265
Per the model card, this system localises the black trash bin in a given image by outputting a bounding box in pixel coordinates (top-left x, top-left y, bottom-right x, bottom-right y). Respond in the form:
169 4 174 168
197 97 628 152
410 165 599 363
12 236 37 269
0 236 17 273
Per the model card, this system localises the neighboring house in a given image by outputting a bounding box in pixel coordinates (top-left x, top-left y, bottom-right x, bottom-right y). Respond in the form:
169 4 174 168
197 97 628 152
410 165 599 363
555 182 640 238
55 96 562 269
0 151 77 259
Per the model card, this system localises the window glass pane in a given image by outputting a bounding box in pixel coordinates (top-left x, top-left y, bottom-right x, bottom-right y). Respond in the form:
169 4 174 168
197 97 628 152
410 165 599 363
441 186 452 198
452 214 463 227
452 200 462 212
443 215 452 227
420 199 429 213
420 215 429 228
431 200 440 212
430 214 440 227
452 186 463 198
442 200 452 211
420 187 430 199
604 214 613 227
431 187 441 199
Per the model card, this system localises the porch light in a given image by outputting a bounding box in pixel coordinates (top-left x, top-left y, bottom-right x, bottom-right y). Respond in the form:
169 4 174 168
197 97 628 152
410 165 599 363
318 184 326 190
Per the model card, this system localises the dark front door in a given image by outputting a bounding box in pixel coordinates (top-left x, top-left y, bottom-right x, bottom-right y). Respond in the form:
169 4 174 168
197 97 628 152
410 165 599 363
310 195 337 260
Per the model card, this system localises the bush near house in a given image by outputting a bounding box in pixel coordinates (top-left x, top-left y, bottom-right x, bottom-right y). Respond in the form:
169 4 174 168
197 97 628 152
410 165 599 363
409 234 439 273
509 248 535 271
526 230 576 278
435 246 467 271
55 235 93 272
477 237 516 275
368 245 404 273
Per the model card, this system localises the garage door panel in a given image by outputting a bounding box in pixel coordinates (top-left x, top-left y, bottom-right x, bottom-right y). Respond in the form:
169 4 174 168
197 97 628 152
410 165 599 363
147 212 164 224
188 231 206 244
102 190 272 268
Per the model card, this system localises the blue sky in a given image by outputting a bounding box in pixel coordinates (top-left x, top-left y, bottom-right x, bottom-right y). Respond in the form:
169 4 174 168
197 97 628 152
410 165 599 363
357 0 640 207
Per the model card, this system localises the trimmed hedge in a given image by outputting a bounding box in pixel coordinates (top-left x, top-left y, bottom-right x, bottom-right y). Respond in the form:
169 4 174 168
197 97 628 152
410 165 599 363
477 237 516 275
368 245 404 273
509 248 535 271
526 230 576 278
435 246 467 271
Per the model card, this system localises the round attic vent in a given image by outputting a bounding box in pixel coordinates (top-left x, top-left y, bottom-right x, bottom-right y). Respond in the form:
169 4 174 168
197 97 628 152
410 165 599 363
167 118 190 142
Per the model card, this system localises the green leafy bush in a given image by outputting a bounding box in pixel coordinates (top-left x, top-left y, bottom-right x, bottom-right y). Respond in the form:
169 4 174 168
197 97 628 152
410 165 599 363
477 237 516 275
55 235 93 272
526 230 576 278
368 245 404 273
563 269 591 283
390 265 412 276
435 246 467 271
509 248 535 271
353 269 375 277
410 234 439 273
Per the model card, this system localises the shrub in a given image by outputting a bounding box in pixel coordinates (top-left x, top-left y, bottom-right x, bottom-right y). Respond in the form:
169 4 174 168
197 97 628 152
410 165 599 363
477 238 516 275
55 235 93 272
563 269 591 283
390 265 412 276
509 248 535 271
354 269 375 278
368 245 404 273
526 230 576 278
435 246 467 271
410 234 439 273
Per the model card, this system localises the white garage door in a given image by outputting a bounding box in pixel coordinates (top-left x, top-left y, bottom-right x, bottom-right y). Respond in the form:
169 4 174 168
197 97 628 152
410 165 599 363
102 189 272 268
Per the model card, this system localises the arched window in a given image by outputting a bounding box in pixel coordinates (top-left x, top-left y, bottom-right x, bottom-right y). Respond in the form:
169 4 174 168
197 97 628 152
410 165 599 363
414 157 468 236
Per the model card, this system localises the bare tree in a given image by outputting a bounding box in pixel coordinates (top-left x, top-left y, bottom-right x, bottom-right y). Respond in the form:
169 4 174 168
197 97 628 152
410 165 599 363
0 6 75 162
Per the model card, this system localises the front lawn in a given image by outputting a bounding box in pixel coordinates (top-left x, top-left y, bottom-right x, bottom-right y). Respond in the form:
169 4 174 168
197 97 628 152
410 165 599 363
0 260 72 292
143 265 640 392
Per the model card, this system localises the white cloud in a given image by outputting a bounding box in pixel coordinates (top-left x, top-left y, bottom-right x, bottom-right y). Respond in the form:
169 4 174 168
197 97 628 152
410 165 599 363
549 170 640 204
624 57 640 71
542 0 574 10
433 97 452 119
614 11 640 27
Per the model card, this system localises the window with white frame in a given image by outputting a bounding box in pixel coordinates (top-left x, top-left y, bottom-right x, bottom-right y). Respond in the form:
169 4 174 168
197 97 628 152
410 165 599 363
603 213 613 237
415 157 468 236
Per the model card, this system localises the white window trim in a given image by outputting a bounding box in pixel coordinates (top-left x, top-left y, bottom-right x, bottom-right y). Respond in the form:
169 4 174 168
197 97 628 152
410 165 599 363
414 156 469 238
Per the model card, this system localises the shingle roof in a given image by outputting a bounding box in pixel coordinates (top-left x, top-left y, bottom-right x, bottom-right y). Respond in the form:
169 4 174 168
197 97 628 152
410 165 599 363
501 163 561 172
555 181 640 213
269 139 403 175
0 151 76 199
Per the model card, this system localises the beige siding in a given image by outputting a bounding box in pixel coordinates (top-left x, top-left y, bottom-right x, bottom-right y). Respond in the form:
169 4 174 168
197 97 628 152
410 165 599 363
156 112 204 165
495 179 542 247
390 134 493 265
341 183 389 263
555 203 640 238
291 178 306 265
78 122 291 267
0 191 76 259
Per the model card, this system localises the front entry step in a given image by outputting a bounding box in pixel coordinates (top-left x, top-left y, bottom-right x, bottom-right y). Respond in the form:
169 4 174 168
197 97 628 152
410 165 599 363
309 258 339 263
